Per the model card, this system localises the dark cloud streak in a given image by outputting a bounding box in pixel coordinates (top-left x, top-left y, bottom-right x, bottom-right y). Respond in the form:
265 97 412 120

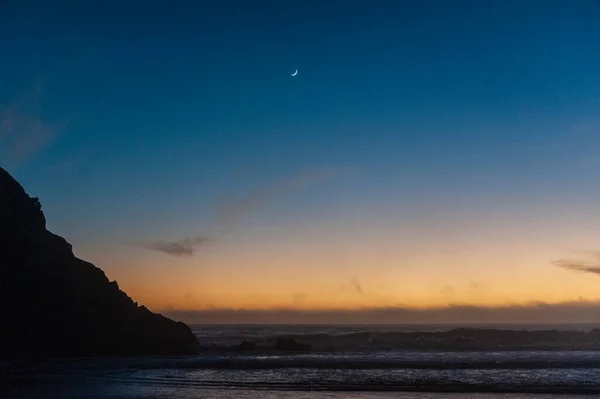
350 279 364 295
553 252 600 276
135 236 210 257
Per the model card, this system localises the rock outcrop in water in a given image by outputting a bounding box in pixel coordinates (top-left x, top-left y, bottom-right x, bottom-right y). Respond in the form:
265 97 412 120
0 167 198 357
198 328 600 353
274 337 312 352
237 340 257 352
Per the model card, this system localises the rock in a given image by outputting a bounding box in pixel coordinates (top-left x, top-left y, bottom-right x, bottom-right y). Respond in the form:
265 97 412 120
0 167 199 357
274 337 312 352
238 340 257 352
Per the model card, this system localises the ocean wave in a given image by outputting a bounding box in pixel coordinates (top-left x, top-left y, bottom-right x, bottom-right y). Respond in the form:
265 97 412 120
31 350 600 371
35 367 600 395
10 352 600 396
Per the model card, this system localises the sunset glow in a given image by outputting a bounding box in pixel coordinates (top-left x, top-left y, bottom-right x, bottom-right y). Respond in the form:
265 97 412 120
3 1 600 324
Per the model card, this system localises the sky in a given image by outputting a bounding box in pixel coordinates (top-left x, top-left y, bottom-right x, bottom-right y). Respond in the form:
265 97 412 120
2 0 600 324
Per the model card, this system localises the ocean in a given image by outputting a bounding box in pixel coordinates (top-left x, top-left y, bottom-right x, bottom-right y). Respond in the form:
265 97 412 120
5 324 600 398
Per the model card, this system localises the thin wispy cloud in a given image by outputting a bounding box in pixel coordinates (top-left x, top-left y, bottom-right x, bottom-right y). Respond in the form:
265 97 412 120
0 85 65 167
138 168 335 257
216 168 334 233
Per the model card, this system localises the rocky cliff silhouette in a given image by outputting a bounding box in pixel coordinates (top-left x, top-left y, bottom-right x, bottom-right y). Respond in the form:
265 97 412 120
0 167 198 356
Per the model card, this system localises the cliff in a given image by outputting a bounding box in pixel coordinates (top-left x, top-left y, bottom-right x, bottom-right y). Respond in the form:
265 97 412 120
0 167 198 357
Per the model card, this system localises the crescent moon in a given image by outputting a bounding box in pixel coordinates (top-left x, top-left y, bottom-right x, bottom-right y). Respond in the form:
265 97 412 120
291 69 298 77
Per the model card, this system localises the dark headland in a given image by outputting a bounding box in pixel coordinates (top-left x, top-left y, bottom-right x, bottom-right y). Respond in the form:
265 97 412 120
0 167 198 357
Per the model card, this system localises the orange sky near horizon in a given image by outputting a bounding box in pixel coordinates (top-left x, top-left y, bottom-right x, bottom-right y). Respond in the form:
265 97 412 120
72 202 600 314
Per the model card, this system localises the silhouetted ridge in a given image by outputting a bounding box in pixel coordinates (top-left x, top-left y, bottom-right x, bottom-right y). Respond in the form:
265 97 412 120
0 167 198 357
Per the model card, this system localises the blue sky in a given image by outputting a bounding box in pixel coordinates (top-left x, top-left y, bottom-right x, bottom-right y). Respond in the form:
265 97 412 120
2 1 600 315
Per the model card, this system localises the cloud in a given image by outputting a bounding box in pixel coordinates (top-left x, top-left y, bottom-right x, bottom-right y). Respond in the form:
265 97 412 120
135 236 210 257
215 168 334 233
552 252 600 276
164 300 600 324
138 168 334 257
340 279 365 295
350 279 364 295
0 85 65 167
